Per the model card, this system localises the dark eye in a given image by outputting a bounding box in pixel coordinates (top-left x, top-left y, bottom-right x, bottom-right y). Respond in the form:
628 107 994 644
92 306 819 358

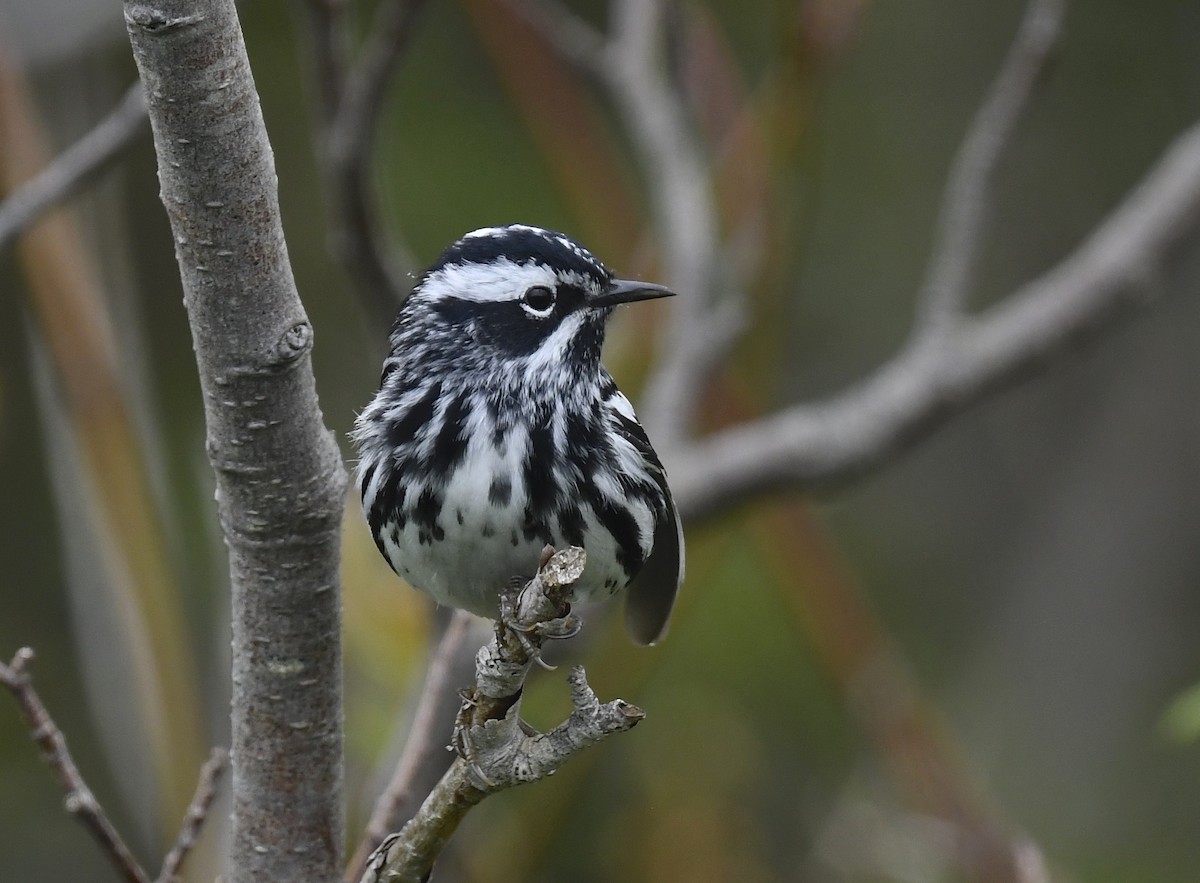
521 285 556 314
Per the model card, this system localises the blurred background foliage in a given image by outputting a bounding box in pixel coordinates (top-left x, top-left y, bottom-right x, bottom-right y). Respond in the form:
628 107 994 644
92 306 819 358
3 0 1200 881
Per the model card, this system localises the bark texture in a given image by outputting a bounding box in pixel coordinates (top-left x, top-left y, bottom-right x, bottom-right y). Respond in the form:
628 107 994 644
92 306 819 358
124 2 348 881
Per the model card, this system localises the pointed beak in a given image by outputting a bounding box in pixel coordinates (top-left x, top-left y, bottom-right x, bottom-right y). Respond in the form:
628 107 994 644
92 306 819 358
592 279 676 309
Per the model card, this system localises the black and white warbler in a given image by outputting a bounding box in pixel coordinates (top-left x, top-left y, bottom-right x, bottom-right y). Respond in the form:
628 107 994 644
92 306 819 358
353 224 684 645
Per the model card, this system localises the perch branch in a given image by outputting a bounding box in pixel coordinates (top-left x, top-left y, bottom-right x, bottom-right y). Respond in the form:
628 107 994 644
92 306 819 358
0 80 147 251
359 548 644 883
0 648 152 883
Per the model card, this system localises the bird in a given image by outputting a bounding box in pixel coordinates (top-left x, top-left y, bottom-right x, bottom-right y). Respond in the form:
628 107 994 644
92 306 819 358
352 224 684 645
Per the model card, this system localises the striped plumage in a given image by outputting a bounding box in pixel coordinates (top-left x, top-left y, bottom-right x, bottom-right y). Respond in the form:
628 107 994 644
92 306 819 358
353 225 684 645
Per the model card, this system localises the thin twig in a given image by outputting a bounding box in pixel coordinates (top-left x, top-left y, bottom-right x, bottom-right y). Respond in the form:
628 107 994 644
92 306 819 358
359 549 644 883
915 0 1067 335
667 113 1200 521
335 0 430 148
0 80 147 252
156 747 229 883
321 0 429 327
345 610 478 882
295 0 352 127
0 648 152 883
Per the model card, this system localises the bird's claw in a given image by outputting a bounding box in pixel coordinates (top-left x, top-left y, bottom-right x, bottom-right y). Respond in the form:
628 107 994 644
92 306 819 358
533 613 582 641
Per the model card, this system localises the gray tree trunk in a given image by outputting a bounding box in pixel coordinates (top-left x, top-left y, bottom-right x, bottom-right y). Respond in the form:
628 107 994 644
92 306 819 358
124 2 348 881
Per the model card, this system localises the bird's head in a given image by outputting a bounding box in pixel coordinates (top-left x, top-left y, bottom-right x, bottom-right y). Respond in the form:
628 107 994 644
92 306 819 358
392 225 673 381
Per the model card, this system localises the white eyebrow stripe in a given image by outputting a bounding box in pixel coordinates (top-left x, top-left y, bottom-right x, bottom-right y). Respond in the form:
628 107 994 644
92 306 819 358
422 259 558 304
420 259 602 305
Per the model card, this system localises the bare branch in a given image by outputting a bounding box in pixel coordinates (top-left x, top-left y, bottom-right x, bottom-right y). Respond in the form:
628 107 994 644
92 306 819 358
124 2 348 881
307 0 429 328
915 0 1067 335
336 0 430 146
156 747 228 883
498 0 747 445
345 610 480 883
600 0 727 447
0 648 152 883
294 0 352 126
668 115 1200 521
500 0 608 76
0 80 147 251
360 549 644 883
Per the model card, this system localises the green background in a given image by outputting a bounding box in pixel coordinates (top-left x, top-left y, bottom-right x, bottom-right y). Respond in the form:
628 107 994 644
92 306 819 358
3 1 1200 880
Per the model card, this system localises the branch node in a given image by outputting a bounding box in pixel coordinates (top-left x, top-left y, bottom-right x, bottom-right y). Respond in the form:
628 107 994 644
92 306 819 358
125 6 204 32
268 321 315 368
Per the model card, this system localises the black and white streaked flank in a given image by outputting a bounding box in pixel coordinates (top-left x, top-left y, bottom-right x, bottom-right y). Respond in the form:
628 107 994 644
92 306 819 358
353 224 684 645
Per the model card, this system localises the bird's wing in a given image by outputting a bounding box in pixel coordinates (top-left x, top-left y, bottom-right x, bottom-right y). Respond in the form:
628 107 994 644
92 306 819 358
605 385 684 645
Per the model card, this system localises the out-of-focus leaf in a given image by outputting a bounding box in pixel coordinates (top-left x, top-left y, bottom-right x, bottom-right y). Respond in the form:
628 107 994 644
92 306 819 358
1161 682 1200 745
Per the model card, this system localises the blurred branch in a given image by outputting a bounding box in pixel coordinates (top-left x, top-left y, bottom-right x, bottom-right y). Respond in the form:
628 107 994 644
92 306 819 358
0 648 152 883
601 0 734 447
758 504 1050 882
345 610 478 883
297 0 350 127
500 0 607 75
915 0 1066 335
0 80 147 252
509 0 735 446
360 549 644 883
0 49 206 815
156 747 228 883
515 0 1199 529
295 0 427 329
325 0 428 325
124 2 348 882
669 109 1200 519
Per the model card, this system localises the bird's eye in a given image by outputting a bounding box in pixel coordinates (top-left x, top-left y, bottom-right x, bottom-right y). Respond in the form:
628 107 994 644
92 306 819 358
521 285 556 315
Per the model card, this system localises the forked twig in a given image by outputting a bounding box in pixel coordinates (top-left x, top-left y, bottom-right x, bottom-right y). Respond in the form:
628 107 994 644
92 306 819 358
916 0 1067 333
1 647 152 883
295 0 428 327
667 108 1200 518
358 549 644 883
1 648 228 883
